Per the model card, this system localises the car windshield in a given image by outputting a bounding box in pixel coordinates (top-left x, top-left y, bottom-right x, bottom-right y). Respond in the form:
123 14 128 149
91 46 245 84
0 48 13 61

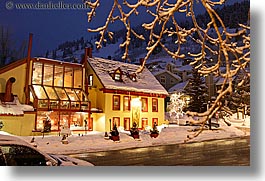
0 144 49 166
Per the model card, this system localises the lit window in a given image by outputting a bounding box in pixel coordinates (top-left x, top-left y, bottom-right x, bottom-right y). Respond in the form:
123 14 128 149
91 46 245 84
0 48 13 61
141 98 148 112
43 64 54 86
36 111 59 131
110 67 123 82
113 117 120 128
88 75 93 86
32 62 43 84
142 118 148 129
54 66 63 87
44 86 58 100
123 96 131 111
152 98 158 112
113 95 120 110
33 85 47 99
114 74 121 81
129 73 137 82
64 67 73 88
152 118 158 127
124 118 130 131
73 68 82 88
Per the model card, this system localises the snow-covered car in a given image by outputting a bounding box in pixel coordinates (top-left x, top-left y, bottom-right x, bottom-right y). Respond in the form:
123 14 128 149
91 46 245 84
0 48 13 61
0 134 94 166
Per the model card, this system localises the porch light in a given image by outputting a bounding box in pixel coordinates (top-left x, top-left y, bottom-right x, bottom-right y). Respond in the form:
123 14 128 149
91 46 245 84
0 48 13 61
131 98 141 108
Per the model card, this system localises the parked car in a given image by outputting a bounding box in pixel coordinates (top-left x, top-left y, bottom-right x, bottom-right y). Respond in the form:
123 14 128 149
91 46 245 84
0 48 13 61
0 134 94 166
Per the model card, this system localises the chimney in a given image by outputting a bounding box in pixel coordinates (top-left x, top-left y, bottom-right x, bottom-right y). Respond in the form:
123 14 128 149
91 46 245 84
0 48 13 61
83 47 92 64
88 47 92 58
25 33 33 104
4 77 16 102
27 33 33 62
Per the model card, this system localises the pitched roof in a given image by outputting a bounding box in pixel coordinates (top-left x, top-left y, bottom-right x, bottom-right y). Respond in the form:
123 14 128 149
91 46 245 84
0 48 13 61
168 81 189 93
215 76 236 85
152 70 181 80
88 57 168 95
174 64 193 72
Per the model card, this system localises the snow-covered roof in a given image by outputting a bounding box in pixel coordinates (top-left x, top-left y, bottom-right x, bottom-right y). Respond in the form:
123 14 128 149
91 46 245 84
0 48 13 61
147 56 182 66
88 57 168 95
0 96 34 116
215 76 236 85
166 62 178 67
0 104 34 115
168 81 189 93
174 64 193 72
152 70 181 80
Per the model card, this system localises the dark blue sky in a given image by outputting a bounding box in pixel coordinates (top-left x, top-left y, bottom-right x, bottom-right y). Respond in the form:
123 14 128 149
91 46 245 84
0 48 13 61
0 0 244 57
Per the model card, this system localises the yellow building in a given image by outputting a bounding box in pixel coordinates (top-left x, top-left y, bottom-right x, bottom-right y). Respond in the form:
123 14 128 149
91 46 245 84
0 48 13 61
85 50 168 132
0 47 168 136
0 57 90 136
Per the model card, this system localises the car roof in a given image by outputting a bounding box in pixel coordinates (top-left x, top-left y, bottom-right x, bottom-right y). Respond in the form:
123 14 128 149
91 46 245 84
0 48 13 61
0 134 37 148
0 134 27 142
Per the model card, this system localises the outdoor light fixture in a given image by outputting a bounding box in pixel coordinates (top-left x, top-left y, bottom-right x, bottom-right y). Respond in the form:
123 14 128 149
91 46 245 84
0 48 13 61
0 121 4 130
131 98 141 108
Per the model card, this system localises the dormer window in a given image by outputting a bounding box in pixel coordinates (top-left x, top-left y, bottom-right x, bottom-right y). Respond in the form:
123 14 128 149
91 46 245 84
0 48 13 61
110 67 123 82
114 73 121 81
129 73 137 82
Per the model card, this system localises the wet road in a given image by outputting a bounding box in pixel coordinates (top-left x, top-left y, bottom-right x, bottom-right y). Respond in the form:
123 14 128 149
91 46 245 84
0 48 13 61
69 136 250 166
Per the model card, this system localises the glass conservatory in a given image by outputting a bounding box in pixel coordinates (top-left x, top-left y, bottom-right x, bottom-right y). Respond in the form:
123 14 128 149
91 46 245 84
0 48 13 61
29 59 91 132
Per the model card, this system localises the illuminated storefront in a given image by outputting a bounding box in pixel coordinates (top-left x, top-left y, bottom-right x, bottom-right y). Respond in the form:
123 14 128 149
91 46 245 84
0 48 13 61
29 58 91 132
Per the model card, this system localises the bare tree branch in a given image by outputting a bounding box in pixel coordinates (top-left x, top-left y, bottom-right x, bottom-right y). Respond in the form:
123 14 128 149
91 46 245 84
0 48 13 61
85 0 250 141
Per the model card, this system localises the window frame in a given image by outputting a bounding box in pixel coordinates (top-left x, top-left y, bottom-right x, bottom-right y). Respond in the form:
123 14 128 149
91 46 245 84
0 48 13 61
112 95 121 111
88 74 93 86
88 117 93 131
160 75 166 84
141 118 148 130
112 117 120 128
152 98 158 112
123 96 131 111
123 117 130 131
141 97 148 112
152 118 158 127
110 67 123 82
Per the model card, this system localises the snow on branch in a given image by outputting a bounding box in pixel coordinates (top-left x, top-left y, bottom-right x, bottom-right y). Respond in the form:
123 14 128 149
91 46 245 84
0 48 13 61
85 0 250 140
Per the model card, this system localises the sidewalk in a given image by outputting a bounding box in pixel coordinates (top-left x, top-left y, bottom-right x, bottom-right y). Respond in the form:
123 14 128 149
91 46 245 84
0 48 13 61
19 119 250 155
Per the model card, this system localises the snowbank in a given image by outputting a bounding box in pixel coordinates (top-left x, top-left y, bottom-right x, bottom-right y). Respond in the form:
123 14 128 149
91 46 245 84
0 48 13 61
18 119 249 155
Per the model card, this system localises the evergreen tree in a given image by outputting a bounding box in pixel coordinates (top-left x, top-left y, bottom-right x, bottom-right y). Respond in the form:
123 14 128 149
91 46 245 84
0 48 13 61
184 67 208 113
75 43 79 51
52 50 57 59
45 50 49 58
227 73 250 115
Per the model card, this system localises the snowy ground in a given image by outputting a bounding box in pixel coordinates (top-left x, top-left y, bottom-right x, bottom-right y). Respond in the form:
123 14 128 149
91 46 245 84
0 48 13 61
15 115 250 155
